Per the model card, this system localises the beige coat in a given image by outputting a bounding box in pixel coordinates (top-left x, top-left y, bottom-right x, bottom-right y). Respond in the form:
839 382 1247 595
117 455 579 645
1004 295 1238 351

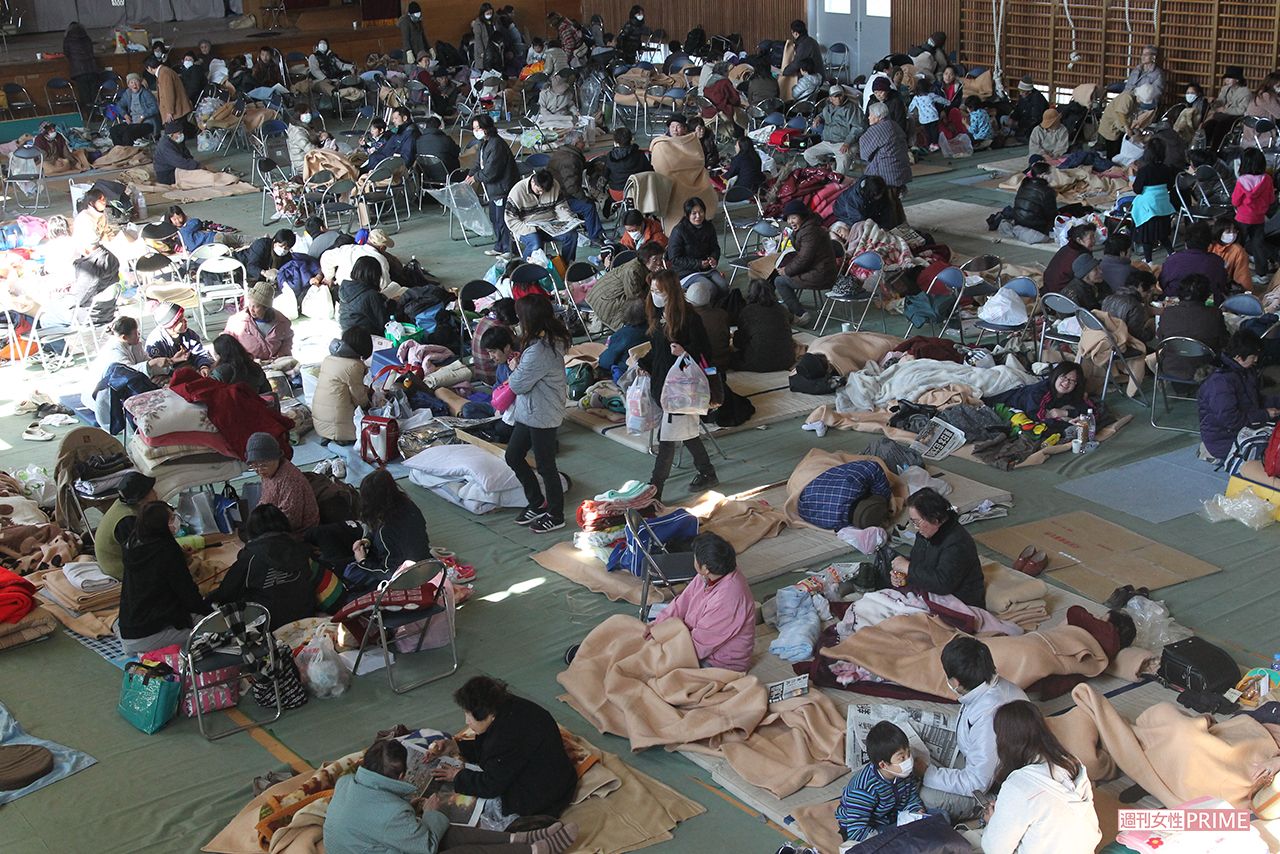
312 354 369 442
155 65 193 124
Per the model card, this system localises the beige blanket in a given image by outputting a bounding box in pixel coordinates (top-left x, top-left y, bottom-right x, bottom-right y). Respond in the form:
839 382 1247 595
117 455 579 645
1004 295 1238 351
1048 683 1279 809
127 168 256 204
999 165 1132 204
648 132 719 232
558 615 847 798
1079 310 1147 397
803 331 902 376
0 606 57 650
91 145 153 171
303 149 360 183
690 494 789 553
782 449 906 530
820 612 1109 696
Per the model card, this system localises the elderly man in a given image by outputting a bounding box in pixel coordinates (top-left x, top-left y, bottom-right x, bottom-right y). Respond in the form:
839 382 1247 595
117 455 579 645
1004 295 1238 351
224 282 294 361
859 101 911 224
803 85 866 175
586 243 666 331
110 73 160 146
505 168 578 262
152 121 203 185
1120 45 1165 107
547 130 604 244
145 303 213 374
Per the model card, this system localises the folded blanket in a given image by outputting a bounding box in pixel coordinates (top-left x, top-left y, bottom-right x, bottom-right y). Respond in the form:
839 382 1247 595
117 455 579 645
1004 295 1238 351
0 606 56 650
982 562 1047 613
0 567 36 623
835 357 1034 413
62 562 119 594
768 586 821 662
33 568 121 612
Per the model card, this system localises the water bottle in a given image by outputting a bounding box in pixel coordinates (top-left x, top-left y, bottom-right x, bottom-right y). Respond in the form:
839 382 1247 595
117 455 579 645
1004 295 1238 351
1085 408 1096 442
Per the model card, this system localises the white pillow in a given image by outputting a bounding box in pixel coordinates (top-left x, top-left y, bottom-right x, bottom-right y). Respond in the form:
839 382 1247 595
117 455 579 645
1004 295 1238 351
403 444 519 494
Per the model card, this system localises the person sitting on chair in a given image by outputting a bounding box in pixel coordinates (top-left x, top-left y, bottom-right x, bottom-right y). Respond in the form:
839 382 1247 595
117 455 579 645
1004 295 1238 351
504 168 578 262
773 200 838 326
646 533 756 672
110 73 160 146
145 303 213 374
415 115 461 174
547 130 605 244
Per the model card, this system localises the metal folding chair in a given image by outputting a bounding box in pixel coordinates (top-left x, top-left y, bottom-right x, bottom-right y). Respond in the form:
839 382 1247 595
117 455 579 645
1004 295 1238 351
973 276 1039 348
318 178 358 229
1150 336 1214 433
905 265 963 338
182 603 285 741
624 508 698 621
1038 292 1083 360
349 559 459 694
195 256 248 337
356 155 407 232
45 77 80 115
1074 308 1147 403
2 147 48 213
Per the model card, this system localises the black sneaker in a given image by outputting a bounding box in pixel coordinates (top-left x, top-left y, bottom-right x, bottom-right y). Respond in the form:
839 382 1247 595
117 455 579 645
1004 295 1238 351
563 643 580 665
529 515 565 533
689 471 719 491
514 507 544 525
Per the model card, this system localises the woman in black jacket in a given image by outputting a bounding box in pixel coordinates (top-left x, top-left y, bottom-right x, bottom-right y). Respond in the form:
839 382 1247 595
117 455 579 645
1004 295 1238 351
116 501 210 655
212 505 316 628
886 488 985 607
467 113 519 255
1011 161 1058 236
337 256 388 338
604 126 651 197
350 469 431 592
725 136 765 195
733 279 797 372
665 197 726 290
63 22 98 121
430 676 577 817
639 271 717 500
210 334 271 394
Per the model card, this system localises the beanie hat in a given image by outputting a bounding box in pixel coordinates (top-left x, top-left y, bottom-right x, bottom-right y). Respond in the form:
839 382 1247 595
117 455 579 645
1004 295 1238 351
685 278 716 307
849 495 891 529
247 281 275 307
1072 253 1100 279
872 76 892 92
794 352 829 379
1018 74 1035 92
782 199 808 218
118 472 158 505
153 303 184 328
245 432 282 463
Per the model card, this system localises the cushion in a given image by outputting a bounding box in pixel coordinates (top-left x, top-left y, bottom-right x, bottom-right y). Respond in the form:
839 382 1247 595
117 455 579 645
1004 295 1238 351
402 443 521 494
333 581 439 622
0 496 49 527
0 744 54 791
124 388 220 441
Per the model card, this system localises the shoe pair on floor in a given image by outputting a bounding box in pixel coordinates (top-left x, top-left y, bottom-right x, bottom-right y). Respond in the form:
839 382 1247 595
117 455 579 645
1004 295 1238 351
1013 544 1048 576
515 506 565 534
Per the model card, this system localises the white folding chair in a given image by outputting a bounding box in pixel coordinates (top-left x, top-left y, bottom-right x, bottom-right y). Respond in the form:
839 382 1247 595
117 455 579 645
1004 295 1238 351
194 256 248 337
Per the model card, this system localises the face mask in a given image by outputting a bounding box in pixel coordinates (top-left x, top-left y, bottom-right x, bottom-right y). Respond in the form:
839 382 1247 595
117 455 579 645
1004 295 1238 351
946 679 962 697
183 59 194 69
1222 232 1237 244
1185 93 1196 103
635 13 644 21
45 131 56 140
273 246 288 256
627 229 642 241
650 291 666 308
300 112 312 123
154 50 164 58
168 516 180 536
894 756 915 776
411 12 420 19
173 134 185 144
484 12 493 19
473 128 485 140
317 42 328 53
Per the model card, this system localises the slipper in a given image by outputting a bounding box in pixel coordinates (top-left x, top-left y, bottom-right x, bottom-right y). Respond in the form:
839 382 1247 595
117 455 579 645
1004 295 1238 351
15 391 54 415
39 413 79 427
34 402 75 418
22 423 54 442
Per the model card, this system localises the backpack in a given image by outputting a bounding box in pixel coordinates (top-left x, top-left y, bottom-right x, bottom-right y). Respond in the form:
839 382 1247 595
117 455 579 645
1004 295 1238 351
303 471 360 525
566 363 593 401
1157 636 1240 694
434 40 466 69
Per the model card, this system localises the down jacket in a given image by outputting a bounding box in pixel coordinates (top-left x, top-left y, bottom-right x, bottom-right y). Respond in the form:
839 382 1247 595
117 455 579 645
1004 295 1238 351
1012 176 1058 234
604 144 651 192
313 339 371 443
666 218 721 277
781 216 838 292
832 180 892 228
1198 354 1277 460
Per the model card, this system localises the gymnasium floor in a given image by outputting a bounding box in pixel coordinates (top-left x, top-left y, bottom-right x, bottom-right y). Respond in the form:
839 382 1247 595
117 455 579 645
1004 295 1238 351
0 134 1273 853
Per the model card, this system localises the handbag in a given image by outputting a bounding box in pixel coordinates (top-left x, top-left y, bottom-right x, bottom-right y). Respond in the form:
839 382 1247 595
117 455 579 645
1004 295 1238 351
251 653 309 710
117 660 182 734
491 381 516 413
1157 636 1241 694
360 415 401 465
659 354 712 415
213 483 245 534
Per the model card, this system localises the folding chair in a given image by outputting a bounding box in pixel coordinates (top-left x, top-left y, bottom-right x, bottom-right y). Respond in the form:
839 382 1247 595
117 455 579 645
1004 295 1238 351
318 178 358 229
3 147 48 213
973 276 1039 348
356 156 407 232
904 265 963 338
45 77 80 115
457 278 499 349
725 221 782 285
1171 171 1232 247
299 168 335 218
612 81 645 131
430 180 495 246
349 560 459 694
816 251 883 334
194 256 248 337
91 76 121 129
2 82 37 118
414 153 459 212
722 185 764 255
827 43 851 83
131 253 194 337
1074 308 1147 403
624 508 698 621
938 260 1001 343
1150 336 1214 433
182 603 288 741
1038 292 1083 360
25 304 82 372
256 157 290 225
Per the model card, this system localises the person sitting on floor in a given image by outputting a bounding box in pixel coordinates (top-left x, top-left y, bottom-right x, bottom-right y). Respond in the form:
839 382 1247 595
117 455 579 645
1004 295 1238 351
115 500 210 656
646 533 756 672
686 279 731 371
986 362 1099 436
1198 332 1280 462
1000 161 1056 243
1101 269 1157 344
920 636 1028 820
224 282 294 362
597 299 648 383
245 431 319 533
1042 223 1096 295
470 297 518 385
82 316 170 432
337 255 390 339
619 210 668 252
428 676 581 819
1061 253 1105 311
796 457 893 533
732 279 797 373
211 504 315 628
33 121 91 175
837 721 927 843
167 205 227 250
1159 221 1230 303
887 488 984 607
210 334 271 394
145 303 214 375
325 736 579 854
314 328 372 447
1098 232 1137 293
981 701 1102 853
152 120 204 186
96 473 159 581
1210 217 1252 293
1028 107 1069 162
349 469 431 593
586 243 666 331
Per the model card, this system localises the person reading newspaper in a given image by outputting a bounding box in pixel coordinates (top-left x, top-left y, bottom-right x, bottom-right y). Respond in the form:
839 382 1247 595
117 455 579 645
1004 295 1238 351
504 169 582 263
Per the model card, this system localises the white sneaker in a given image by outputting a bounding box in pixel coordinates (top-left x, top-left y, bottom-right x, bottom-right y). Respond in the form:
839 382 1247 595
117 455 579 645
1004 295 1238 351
132 138 149 147
329 459 346 479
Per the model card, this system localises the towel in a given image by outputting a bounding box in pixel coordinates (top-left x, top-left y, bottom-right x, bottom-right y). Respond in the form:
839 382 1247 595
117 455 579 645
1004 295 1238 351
32 568 121 613
61 562 119 594
768 585 822 662
0 568 36 624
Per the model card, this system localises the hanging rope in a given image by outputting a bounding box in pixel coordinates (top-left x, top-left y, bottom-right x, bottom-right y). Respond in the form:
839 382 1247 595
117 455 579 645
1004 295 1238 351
992 0 1007 97
1061 0 1079 69
1123 0 1134 70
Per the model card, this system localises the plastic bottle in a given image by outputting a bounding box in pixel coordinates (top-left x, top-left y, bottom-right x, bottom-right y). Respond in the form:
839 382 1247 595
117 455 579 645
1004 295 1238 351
1085 408 1096 442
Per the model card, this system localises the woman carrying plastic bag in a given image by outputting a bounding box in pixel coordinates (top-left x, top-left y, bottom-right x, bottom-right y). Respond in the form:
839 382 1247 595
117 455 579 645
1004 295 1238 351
637 271 718 502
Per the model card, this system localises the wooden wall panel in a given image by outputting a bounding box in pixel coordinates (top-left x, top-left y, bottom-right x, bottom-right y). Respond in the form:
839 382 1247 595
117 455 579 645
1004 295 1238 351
890 0 960 59
577 0 804 52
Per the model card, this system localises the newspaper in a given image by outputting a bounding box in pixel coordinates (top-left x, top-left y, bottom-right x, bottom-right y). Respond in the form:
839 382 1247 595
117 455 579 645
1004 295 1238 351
766 674 810 705
845 703 960 770
402 734 488 827
911 417 966 461
538 218 584 237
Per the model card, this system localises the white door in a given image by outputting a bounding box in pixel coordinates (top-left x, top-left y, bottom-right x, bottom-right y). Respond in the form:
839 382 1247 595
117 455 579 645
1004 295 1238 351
856 0 892 72
814 0 855 81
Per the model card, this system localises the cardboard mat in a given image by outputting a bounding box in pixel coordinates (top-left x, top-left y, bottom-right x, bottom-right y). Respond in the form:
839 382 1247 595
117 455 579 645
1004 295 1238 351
977 155 1034 174
904 198 1058 253
976 511 1221 603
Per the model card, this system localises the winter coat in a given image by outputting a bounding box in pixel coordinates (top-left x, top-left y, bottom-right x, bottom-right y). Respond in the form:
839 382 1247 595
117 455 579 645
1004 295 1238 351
982 763 1101 854
1232 172 1275 225
724 150 765 195
733 303 796 372
361 498 431 574
817 101 866 146
224 308 294 360
905 511 984 606
504 175 572 238
832 182 892 228
1198 354 1275 459
586 258 648 331
325 767 449 854
154 65 192 123
605 144 651 192
313 340 370 443
397 14 429 56
858 120 912 188
211 532 315 627
472 135 519 202
416 128 461 174
64 24 97 78
782 216 838 292
1012 176 1057 234
1100 285 1153 343
782 35 821 77
508 337 567 429
1159 248 1229 302
210 359 270 394
115 86 159 124
116 522 209 640
338 279 388 338
1042 240 1091 294
277 252 321 298
666 218 721 277
539 76 575 116
152 136 200 185
1157 302 1229 379
1060 277 1100 311
694 305 732 370
1099 254 1134 293
547 144 588 199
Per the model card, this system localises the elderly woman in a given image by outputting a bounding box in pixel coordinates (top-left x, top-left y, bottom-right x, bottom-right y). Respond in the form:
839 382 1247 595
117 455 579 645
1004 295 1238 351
1244 72 1280 147
33 122 91 175
538 69 578 124
886 488 984 607
111 73 160 146
646 533 755 671
1203 66 1251 150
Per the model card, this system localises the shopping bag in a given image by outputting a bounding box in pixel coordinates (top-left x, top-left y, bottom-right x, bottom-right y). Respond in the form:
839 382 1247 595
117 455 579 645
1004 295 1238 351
296 628 350 699
625 372 660 434
177 490 220 535
117 660 182 734
141 644 241 718
213 483 245 534
659 354 711 415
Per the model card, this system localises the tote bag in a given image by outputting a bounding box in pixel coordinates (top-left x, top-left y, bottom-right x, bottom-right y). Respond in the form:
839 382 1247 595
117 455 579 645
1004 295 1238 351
117 660 182 734
659 354 711 415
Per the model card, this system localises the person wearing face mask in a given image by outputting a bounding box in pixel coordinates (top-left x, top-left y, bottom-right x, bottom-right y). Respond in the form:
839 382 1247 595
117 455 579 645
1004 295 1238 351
466 114 519 257
1210 216 1252 291
616 5 651 64
472 3 503 71
32 121 91 175
919 636 1028 820
302 39 354 99
178 51 207 103
397 1 430 62
152 120 203 185
115 500 211 656
587 243 667 331
837 721 928 842
284 111 318 174
619 210 667 251
1173 83 1208 144
237 227 299 282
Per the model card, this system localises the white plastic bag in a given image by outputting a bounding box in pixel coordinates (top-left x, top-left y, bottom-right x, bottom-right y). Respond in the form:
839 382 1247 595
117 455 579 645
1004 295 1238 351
14 464 55 507
625 372 660 434
176 490 220 535
659 354 711 415
301 283 334 319
296 629 350 698
1122 595 1192 654
976 286 1029 326
1201 489 1276 530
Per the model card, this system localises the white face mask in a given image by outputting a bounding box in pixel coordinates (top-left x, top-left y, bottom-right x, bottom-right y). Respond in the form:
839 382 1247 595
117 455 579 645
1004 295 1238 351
183 59 194 69
635 13 644 21
473 128 485 140
300 112 312 123
893 756 915 776
45 131 56 140
484 12 493 19
172 134 185 144
317 42 328 53
168 516 180 536
650 291 666 308
1185 93 1197 103
273 246 288 256
411 12 420 19
946 679 963 697
1222 232 1238 244
627 229 642 240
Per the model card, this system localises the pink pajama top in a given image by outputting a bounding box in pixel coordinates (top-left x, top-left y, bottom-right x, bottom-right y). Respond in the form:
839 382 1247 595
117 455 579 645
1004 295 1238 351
652 570 756 672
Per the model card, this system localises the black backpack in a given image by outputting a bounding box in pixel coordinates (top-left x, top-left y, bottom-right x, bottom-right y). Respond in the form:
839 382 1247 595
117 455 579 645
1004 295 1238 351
1157 637 1241 694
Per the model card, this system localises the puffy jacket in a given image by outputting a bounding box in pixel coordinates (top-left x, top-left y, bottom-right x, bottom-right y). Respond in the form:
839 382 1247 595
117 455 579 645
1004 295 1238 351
224 308 293 360
472 134 519 201
832 182 892 228
337 278 388 338
983 762 1101 854
313 339 370 443
277 252 320 298
1198 354 1274 460
1232 172 1275 225
585 257 648 330
605 144 651 192
1100 286 1153 343
211 532 315 627
1012 176 1058 234
63 23 97 78
904 512 985 607
666 218 721 277
782 216 838 292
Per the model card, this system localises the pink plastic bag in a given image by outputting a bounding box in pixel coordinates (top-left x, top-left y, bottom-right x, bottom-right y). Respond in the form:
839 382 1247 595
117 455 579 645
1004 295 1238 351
141 643 241 717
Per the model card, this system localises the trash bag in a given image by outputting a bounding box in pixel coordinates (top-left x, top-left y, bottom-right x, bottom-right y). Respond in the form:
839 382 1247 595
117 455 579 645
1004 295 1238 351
295 628 350 699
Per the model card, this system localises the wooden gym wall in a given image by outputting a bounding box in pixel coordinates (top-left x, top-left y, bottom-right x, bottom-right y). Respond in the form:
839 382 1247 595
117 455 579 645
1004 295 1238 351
576 0 805 52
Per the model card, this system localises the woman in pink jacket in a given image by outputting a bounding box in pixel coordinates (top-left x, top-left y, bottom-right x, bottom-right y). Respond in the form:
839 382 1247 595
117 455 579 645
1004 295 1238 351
1231 148 1276 282
223 282 294 361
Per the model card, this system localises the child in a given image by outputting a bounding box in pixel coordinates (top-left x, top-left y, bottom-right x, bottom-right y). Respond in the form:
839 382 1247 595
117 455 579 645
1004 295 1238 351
1231 148 1275 282
908 78 951 150
1210 216 1251 292
526 37 546 65
597 299 648 383
836 721 926 843
964 95 994 150
619 210 668 252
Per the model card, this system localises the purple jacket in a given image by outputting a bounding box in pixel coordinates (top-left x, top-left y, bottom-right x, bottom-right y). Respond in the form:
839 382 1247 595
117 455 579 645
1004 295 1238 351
1158 248 1229 303
1197 354 1276 459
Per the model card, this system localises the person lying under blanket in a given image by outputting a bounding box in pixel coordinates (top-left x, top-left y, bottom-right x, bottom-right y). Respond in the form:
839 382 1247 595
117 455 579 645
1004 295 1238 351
795 458 894 547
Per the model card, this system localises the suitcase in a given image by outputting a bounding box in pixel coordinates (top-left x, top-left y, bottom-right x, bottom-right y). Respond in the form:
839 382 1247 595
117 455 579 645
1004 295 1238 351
1157 636 1240 694
360 415 401 466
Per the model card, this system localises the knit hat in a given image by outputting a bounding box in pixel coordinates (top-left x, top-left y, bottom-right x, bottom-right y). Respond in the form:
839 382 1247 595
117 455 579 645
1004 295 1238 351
1071 253 1100 279
118 472 158 505
1224 65 1245 83
367 228 394 249
872 76 892 92
247 281 275 307
828 84 846 97
686 278 716 307
153 303 184 328
245 432 282 463
163 119 185 135
849 495 891 529
1018 74 1035 92
1040 107 1061 130
782 199 808 218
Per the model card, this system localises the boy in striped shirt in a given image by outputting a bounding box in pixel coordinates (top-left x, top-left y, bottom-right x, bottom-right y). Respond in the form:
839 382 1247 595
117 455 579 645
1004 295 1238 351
836 721 926 843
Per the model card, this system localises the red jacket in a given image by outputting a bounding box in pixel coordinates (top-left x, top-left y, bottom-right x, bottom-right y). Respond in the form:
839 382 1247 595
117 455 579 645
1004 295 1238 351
1232 173 1275 225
